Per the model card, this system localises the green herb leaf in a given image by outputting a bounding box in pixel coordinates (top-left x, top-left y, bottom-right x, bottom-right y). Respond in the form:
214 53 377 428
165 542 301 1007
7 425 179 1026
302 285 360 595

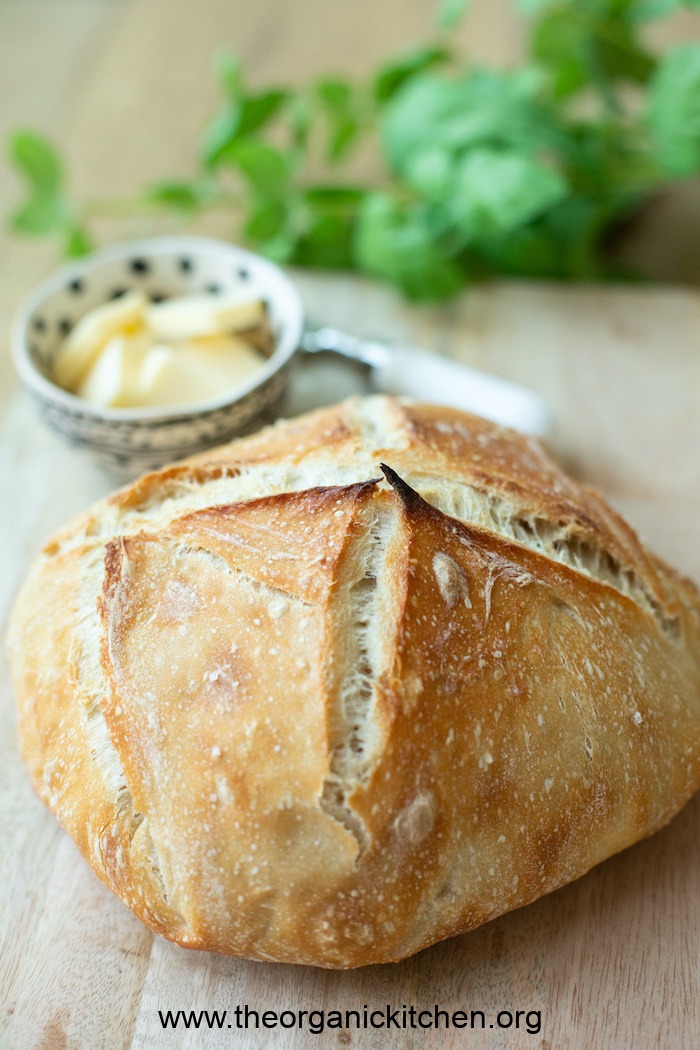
7 130 86 247
202 52 287 168
530 10 594 98
374 46 451 102
531 7 655 101
355 193 464 299
295 212 356 269
10 130 63 195
244 198 288 242
317 79 363 161
9 131 69 235
329 118 360 161
449 148 568 240
201 91 287 169
237 90 288 137
403 146 454 201
595 19 655 85
218 139 291 197
382 70 558 174
293 186 365 269
64 225 92 258
647 45 700 176
478 222 564 279
317 79 353 112
11 195 67 235
201 107 243 168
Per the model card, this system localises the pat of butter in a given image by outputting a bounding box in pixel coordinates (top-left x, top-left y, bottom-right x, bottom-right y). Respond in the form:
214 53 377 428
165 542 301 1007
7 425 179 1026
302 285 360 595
77 333 149 408
53 292 147 391
137 336 264 407
53 289 271 408
146 294 266 341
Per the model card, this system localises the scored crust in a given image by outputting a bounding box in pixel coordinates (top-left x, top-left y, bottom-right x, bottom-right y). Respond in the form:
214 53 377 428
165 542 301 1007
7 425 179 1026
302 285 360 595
8 396 700 967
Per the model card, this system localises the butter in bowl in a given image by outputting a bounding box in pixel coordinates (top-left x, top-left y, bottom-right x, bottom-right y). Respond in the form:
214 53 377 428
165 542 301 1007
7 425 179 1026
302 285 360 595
11 237 304 475
53 290 272 409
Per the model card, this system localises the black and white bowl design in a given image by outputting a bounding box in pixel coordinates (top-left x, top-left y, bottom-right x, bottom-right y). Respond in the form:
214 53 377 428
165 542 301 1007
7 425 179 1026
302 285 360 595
11 237 304 476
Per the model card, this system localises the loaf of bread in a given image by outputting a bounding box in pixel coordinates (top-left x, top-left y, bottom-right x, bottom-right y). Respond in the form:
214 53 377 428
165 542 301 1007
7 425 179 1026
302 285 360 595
8 397 700 967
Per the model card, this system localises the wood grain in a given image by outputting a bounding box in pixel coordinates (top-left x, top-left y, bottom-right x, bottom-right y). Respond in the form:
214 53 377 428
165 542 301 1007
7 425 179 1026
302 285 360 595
1 3 699 1048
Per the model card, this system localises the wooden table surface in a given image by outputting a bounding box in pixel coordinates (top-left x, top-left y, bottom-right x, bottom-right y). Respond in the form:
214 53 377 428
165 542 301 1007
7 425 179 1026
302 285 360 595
1 3 699 1049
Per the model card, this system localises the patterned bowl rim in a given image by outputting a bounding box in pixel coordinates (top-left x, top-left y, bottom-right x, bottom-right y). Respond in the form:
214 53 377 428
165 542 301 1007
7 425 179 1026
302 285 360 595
11 236 305 422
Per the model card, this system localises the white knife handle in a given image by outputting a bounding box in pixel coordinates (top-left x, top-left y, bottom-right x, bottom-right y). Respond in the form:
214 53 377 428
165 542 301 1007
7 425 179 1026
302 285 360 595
371 343 551 437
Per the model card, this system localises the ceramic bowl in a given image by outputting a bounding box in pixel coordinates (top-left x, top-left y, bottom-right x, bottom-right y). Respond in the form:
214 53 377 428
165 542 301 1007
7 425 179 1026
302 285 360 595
11 236 304 476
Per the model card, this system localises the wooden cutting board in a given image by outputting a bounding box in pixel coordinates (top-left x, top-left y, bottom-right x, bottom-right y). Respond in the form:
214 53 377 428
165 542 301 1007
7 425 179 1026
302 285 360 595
1 275 699 1050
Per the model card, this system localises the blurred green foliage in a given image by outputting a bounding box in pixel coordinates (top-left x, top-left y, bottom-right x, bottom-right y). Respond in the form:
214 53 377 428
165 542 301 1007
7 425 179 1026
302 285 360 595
8 0 700 300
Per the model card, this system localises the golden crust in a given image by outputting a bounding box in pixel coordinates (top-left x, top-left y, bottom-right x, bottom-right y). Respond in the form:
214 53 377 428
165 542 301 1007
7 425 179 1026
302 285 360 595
8 396 700 967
